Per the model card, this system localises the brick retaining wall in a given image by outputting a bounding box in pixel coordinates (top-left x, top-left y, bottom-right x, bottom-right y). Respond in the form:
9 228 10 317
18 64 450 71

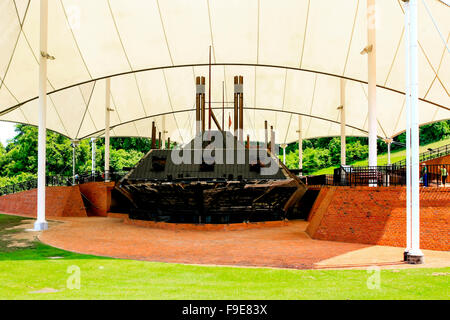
78 182 115 216
0 185 86 217
306 186 450 251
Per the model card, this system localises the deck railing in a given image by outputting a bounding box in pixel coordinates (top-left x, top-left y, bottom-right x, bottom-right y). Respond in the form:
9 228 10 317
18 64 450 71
393 143 450 167
0 171 127 196
0 175 72 196
307 164 449 187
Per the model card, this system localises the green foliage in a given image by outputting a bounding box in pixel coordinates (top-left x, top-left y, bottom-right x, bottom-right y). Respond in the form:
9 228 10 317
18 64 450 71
111 149 143 171
283 120 450 175
302 147 331 173
0 124 151 183
110 137 151 153
419 121 450 144
345 140 368 163
0 120 449 183
0 172 37 188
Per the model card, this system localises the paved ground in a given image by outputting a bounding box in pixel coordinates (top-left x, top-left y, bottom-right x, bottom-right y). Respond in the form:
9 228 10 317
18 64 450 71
38 216 450 270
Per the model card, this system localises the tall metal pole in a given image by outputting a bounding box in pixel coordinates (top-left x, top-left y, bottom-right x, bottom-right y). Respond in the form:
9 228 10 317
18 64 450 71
222 81 225 130
105 78 111 182
264 120 268 148
195 77 201 135
270 126 275 154
73 143 75 184
151 121 156 149
34 0 49 231
408 0 424 264
404 0 412 260
367 0 378 174
91 138 96 178
239 76 244 142
234 76 239 136
201 77 206 133
72 140 78 185
208 46 212 132
385 138 392 187
158 132 162 149
162 115 166 149
340 79 346 166
281 144 287 165
387 141 391 165
298 115 303 173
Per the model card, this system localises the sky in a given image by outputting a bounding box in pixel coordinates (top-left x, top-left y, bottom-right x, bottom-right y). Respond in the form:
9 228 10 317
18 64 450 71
0 121 17 146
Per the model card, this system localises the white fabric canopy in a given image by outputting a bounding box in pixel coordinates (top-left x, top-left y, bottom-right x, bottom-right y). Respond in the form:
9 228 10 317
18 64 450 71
0 0 449 144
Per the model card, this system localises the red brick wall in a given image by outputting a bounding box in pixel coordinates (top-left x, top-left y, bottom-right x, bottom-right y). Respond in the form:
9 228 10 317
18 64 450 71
0 186 86 218
306 186 450 251
307 187 331 222
78 182 115 216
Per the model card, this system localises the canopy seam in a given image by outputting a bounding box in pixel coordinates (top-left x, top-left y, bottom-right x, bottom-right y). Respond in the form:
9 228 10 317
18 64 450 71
106 0 148 118
77 106 386 142
424 32 450 99
1 62 448 118
342 0 360 76
161 69 184 144
299 0 311 69
59 0 93 79
75 81 97 138
0 0 30 93
155 0 174 66
305 74 318 137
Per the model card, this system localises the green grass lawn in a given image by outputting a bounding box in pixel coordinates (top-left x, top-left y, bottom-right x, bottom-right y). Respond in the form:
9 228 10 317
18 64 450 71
310 138 450 175
0 214 448 300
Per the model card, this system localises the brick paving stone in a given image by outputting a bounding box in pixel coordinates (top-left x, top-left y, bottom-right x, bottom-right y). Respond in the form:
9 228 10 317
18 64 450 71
39 218 369 269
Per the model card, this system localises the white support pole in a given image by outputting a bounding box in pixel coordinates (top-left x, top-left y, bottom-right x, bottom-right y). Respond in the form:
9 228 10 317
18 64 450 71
408 0 424 263
385 138 393 187
281 144 287 165
162 115 166 149
340 79 346 166
71 140 78 185
91 138 96 177
270 126 275 155
34 0 49 231
105 78 111 182
264 121 269 148
367 0 378 174
298 115 303 173
404 0 412 259
387 141 391 165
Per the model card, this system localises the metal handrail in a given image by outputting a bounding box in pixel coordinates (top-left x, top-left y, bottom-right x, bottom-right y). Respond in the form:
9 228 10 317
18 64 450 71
393 143 450 167
307 163 450 187
0 171 128 197
0 175 72 196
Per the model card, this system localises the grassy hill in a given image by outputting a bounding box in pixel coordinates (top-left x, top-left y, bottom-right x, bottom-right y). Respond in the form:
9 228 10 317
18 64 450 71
309 138 450 175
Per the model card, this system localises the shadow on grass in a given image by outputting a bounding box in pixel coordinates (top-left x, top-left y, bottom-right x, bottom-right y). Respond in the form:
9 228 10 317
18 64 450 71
0 213 109 261
0 241 111 261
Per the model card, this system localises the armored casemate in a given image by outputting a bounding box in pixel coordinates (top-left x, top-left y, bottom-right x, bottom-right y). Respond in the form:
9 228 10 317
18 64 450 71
117 74 307 224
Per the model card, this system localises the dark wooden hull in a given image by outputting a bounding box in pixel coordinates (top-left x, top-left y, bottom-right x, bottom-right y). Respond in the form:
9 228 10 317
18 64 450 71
122 179 299 224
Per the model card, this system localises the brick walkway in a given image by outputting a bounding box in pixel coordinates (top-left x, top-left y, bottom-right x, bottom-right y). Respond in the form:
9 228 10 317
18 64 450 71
35 216 450 269
39 217 370 269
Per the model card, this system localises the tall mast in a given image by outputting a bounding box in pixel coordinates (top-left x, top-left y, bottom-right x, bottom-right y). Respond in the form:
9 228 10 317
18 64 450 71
208 46 212 132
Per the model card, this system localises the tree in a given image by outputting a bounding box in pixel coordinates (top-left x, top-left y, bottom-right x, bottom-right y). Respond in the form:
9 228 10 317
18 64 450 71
0 120 449 185
0 125 151 182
